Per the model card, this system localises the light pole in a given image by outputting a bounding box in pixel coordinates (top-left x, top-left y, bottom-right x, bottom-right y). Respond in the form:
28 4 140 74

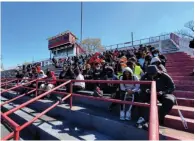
80 2 83 44
131 32 134 46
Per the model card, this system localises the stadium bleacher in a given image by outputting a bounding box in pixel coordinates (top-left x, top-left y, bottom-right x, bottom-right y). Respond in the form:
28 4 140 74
1 33 194 140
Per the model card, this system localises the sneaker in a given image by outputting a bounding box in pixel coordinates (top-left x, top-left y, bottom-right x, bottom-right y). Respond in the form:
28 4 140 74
135 117 145 128
142 122 149 131
125 111 131 120
136 117 145 124
93 87 103 97
120 111 125 120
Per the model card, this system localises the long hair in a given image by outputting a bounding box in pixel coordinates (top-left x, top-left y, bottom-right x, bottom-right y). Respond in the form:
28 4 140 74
122 71 132 80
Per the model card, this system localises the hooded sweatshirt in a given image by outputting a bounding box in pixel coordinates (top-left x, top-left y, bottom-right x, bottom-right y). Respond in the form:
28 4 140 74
120 67 140 93
38 70 47 79
150 57 167 73
47 71 56 85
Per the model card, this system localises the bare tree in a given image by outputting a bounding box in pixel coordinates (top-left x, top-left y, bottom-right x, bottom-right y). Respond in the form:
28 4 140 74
82 38 105 54
178 20 194 39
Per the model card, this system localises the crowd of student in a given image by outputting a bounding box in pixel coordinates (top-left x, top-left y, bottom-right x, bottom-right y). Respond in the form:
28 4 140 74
14 45 176 130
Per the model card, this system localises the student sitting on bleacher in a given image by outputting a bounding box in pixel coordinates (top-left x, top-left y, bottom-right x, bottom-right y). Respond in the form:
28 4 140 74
135 65 175 129
143 55 152 72
37 70 47 90
83 64 93 91
150 57 167 73
92 62 103 92
64 66 76 80
119 67 140 121
27 67 38 88
137 52 146 71
73 68 85 92
15 69 24 82
127 61 144 79
152 49 167 67
39 70 56 98
101 66 118 95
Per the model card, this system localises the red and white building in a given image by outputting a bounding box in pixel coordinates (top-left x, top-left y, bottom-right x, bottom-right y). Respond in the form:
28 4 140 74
48 30 86 59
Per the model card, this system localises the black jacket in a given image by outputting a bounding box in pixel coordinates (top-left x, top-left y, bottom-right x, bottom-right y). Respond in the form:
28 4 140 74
83 69 93 80
59 70 66 79
93 68 102 80
140 72 175 94
189 39 194 48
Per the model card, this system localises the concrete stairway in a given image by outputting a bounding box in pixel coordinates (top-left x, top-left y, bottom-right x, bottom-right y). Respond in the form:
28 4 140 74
163 52 194 136
1 96 114 140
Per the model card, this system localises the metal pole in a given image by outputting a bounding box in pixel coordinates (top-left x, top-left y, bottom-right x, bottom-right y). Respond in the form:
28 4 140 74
35 80 38 97
14 130 20 140
80 2 83 44
4 80 71 116
70 82 73 110
131 32 133 46
149 81 159 140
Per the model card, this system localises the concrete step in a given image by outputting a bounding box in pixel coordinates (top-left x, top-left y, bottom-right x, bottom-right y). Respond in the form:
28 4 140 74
165 52 190 56
170 105 194 119
173 91 194 99
169 72 193 77
166 66 194 70
164 115 194 133
171 76 194 81
176 85 194 91
166 55 193 58
1 93 193 140
161 126 194 140
0 95 151 140
166 59 194 63
1 96 114 140
167 69 193 73
174 80 194 86
166 62 194 67
165 54 192 57
176 97 194 107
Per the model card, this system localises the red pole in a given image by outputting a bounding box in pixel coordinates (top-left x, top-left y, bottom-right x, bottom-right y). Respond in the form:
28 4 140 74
1 112 20 129
35 80 38 97
1 89 36 106
1 132 14 140
5 80 7 89
13 130 20 140
0 79 38 94
17 79 19 86
70 82 73 110
149 81 159 140
1 79 17 86
18 94 71 131
4 80 71 116
20 86 150 107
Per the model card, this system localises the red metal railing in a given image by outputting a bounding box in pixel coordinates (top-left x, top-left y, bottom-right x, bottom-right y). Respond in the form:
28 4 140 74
1 78 71 140
1 79 17 87
1 78 159 140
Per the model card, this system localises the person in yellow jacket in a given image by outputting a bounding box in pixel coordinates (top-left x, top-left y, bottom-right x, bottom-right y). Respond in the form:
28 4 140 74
127 61 144 79
117 60 127 78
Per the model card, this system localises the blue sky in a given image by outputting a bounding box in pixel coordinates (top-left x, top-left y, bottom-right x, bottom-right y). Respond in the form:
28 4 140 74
1 2 194 69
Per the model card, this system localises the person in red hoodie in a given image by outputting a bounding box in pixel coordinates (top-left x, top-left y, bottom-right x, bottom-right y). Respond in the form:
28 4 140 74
39 70 56 98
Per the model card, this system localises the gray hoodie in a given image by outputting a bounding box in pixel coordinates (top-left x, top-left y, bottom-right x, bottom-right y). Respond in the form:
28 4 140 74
120 67 140 93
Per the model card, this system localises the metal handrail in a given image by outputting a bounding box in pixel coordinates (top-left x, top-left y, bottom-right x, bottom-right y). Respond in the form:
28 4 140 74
1 78 159 140
1 80 71 140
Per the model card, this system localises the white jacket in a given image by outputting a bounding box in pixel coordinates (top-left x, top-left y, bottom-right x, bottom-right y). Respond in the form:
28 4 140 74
74 74 85 88
120 67 140 93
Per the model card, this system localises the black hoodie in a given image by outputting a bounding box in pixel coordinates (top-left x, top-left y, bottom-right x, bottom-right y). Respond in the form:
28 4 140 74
140 72 175 95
